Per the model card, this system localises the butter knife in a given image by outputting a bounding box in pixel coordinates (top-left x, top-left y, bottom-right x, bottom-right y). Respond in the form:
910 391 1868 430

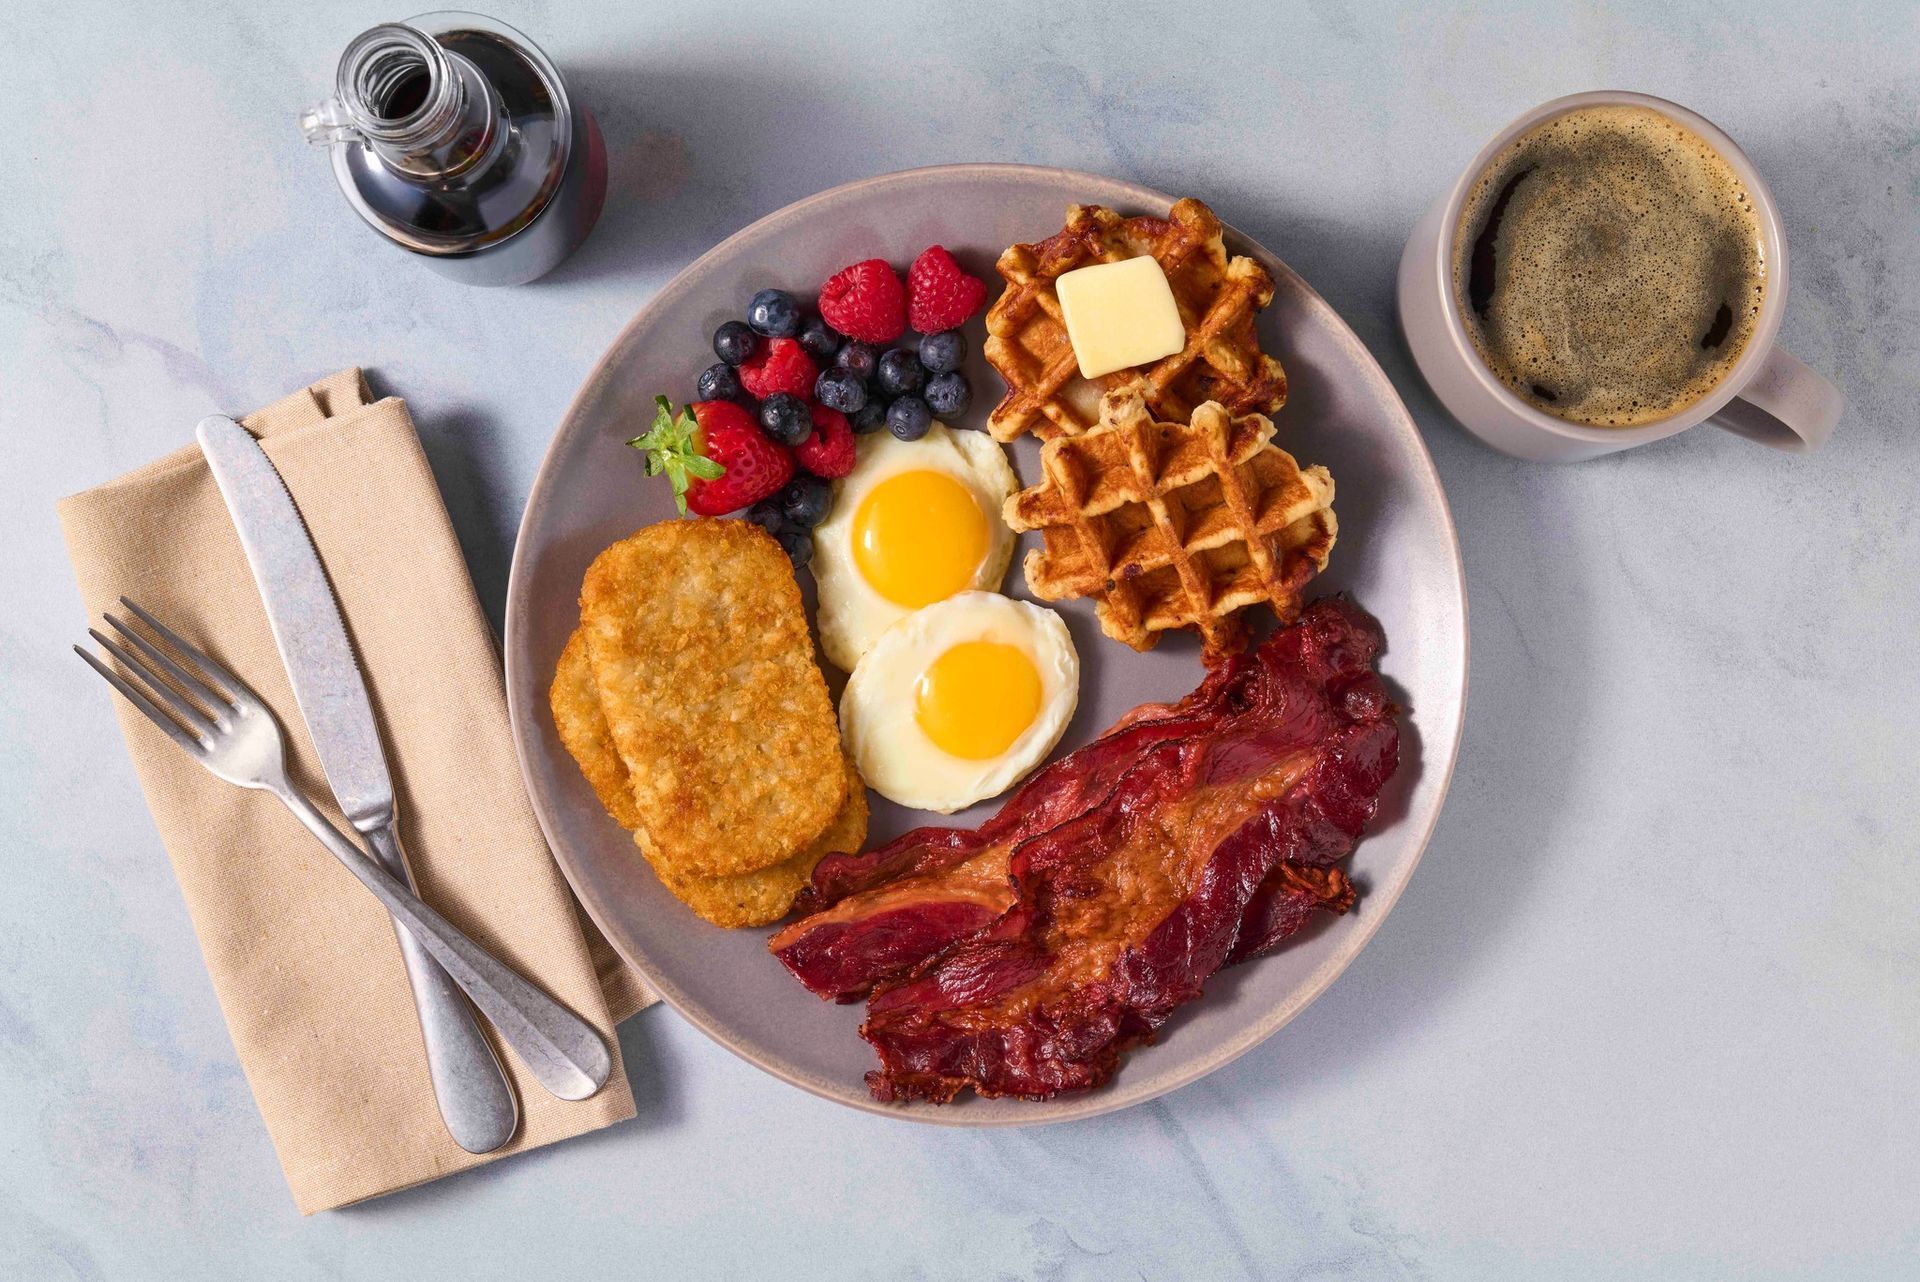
196 414 532 1151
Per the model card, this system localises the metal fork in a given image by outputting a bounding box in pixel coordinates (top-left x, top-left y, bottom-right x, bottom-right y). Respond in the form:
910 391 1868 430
78 600 612 1103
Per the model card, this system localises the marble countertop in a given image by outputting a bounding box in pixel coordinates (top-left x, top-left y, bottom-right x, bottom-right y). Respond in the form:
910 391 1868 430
4 1 1915 1277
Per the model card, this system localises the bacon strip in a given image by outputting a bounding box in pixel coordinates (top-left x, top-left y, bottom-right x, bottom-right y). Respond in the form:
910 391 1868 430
771 687 1226 1000
771 597 1400 1101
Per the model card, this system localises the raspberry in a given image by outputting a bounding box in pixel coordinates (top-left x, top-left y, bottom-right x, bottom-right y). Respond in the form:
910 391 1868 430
906 246 987 334
795 404 857 478
737 337 818 400
818 259 906 343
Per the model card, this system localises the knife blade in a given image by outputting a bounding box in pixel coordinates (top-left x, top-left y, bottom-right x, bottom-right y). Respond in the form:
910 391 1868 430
196 413 520 1151
197 417 392 824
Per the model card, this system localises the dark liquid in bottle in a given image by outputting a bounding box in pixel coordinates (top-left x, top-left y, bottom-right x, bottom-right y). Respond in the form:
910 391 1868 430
380 70 431 120
340 26 567 251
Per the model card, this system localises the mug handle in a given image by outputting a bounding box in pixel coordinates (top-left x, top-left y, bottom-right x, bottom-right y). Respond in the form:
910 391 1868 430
1709 345 1844 453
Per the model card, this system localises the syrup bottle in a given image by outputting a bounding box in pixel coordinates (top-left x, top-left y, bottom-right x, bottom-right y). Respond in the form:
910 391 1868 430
301 12 606 286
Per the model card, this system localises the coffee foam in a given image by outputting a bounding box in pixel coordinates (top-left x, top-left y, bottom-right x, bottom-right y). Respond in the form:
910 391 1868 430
1452 105 1767 428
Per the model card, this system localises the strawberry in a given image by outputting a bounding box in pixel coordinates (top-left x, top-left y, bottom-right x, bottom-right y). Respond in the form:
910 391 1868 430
629 396 792 516
818 258 906 343
737 337 818 400
906 245 987 334
795 403 856 479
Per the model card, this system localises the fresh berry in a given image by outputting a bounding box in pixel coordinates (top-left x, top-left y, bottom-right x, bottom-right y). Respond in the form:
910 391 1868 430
906 246 987 334
817 259 906 343
737 337 818 400
759 392 814 446
835 340 879 380
919 329 966 374
779 475 834 529
747 288 801 338
876 348 926 398
795 404 857 478
886 395 932 441
697 362 743 402
745 498 787 539
850 400 887 434
924 371 971 417
814 366 868 414
713 320 757 365
630 396 791 516
778 527 814 569
796 314 840 362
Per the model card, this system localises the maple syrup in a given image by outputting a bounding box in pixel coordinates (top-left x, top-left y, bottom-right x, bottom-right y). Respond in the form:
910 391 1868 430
301 12 606 285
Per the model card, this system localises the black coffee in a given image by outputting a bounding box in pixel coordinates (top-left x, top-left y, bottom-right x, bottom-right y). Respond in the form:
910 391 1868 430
1452 105 1767 427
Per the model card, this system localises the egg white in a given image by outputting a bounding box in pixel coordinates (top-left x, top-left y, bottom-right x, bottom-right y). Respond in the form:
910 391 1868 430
812 423 1018 673
840 592 1079 814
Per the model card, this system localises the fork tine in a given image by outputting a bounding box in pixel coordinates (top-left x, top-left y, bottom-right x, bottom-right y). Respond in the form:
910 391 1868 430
103 613 233 719
118 597 249 706
90 628 219 737
76 645 207 754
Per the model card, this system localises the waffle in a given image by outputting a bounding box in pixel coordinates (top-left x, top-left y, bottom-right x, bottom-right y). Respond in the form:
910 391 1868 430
984 197 1288 443
1004 388 1336 663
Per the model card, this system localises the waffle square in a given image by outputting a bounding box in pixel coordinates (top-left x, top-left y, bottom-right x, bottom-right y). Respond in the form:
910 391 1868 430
984 197 1288 443
1004 389 1336 663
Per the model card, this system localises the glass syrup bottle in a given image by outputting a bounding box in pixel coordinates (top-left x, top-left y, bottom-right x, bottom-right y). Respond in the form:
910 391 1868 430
300 11 606 286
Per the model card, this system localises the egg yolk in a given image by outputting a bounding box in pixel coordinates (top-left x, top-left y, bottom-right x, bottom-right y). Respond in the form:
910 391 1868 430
852 470 989 608
914 641 1043 760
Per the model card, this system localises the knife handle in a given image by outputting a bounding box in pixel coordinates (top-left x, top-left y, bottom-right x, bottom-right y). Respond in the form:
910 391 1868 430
365 822 520 1154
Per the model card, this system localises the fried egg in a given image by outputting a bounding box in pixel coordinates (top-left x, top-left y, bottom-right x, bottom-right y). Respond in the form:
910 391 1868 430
813 424 1018 672
840 592 1078 814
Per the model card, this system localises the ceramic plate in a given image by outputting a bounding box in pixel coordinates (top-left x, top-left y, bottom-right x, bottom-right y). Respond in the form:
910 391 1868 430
504 164 1467 1124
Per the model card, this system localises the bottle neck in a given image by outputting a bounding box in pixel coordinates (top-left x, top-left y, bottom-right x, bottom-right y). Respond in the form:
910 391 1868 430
303 23 503 182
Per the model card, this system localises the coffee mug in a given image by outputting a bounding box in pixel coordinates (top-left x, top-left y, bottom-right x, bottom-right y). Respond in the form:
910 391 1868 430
1397 90 1844 462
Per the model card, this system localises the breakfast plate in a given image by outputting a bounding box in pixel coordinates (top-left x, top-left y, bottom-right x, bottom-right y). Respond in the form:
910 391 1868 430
504 164 1467 1123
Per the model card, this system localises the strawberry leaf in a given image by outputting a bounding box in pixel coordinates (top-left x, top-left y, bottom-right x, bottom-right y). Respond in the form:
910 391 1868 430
628 395 724 516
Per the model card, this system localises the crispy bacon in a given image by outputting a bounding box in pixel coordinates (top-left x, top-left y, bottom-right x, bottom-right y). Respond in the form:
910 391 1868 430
770 597 1400 1102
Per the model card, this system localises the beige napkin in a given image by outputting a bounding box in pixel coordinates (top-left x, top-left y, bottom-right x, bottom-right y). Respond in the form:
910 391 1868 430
58 369 656 1214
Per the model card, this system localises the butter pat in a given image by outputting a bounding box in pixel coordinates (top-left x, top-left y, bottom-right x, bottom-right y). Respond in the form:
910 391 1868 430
1055 256 1187 379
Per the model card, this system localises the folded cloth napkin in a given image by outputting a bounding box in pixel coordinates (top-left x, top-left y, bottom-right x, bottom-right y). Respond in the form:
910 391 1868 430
58 369 656 1213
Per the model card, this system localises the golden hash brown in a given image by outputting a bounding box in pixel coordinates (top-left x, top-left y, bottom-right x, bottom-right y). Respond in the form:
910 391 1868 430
579 519 846 878
552 635 865 927
636 757 867 928
549 627 644 830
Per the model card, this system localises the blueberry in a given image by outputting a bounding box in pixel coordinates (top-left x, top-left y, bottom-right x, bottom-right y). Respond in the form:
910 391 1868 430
747 289 801 338
886 395 932 441
744 499 786 539
876 348 926 398
919 329 967 374
924 371 971 417
778 527 814 568
697 362 743 402
713 320 757 366
850 400 888 434
758 392 813 446
796 314 840 362
835 341 879 380
814 366 868 414
779 475 834 529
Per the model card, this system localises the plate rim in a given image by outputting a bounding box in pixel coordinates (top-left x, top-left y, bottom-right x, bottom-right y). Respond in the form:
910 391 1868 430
504 161 1470 1126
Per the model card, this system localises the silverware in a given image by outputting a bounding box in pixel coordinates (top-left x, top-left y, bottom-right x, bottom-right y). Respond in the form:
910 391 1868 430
192 413 520 1152
77 599 613 1107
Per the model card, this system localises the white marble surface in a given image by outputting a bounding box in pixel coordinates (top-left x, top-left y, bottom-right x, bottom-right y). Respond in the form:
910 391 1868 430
4 0 1917 1276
